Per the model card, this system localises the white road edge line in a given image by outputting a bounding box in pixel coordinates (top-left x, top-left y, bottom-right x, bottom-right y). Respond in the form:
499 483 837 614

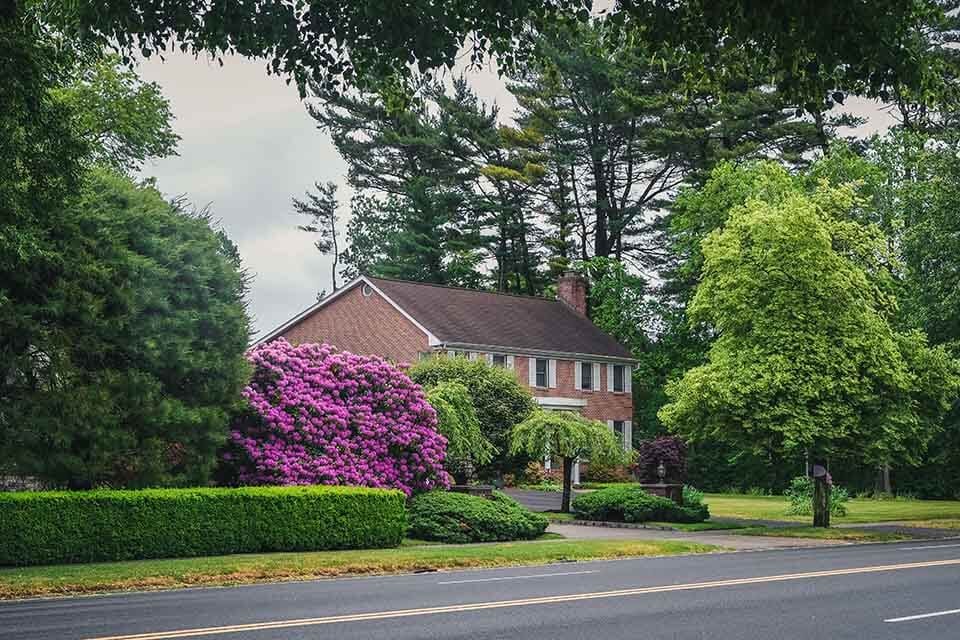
900 543 960 551
83 558 960 640
437 570 597 585
885 608 960 623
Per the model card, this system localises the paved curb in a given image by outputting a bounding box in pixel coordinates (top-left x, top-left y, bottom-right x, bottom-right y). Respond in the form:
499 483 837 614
558 520 679 531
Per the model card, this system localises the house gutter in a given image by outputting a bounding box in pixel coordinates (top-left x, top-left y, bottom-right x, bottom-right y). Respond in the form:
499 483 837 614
437 342 638 366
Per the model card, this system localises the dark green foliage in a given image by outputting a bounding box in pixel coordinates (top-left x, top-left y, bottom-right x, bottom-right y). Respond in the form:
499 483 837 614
409 357 537 477
26 0 954 103
407 490 548 543
572 486 708 524
0 486 406 566
308 78 487 288
1 169 251 488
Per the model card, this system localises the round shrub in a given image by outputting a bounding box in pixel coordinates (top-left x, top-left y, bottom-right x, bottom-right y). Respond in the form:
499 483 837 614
408 490 549 543
223 340 450 495
572 485 708 524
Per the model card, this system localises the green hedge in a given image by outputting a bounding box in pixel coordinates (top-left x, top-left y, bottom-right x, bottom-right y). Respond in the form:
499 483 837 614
408 490 549 543
572 486 709 524
0 486 406 566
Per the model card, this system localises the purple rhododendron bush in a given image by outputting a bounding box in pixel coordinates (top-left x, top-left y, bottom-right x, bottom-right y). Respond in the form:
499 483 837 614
223 339 450 494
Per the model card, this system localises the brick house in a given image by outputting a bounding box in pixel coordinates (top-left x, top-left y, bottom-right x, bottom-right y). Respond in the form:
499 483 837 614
256 273 636 482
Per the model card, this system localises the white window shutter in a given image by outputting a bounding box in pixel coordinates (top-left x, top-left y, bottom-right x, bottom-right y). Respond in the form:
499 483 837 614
625 420 632 450
626 366 633 393
528 357 537 387
607 419 614 430
574 361 581 390
485 353 493 365
592 363 600 391
548 359 557 388
607 364 614 391
469 352 478 361
506 355 514 370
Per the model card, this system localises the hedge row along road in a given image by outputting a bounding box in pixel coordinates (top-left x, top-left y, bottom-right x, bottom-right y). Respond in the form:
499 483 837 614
0 486 406 566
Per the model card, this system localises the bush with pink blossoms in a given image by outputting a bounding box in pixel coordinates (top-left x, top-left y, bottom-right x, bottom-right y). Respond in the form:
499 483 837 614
222 339 450 495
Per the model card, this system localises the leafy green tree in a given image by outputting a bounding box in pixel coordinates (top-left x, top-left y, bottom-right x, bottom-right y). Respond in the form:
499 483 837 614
52 54 179 172
2 168 252 487
293 181 341 292
659 173 959 525
409 357 537 479
511 410 628 512
25 0 954 100
425 381 496 482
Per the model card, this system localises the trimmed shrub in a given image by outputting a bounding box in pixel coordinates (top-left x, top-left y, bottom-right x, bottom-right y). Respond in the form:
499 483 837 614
408 490 549 543
224 340 449 495
0 485 406 566
785 475 849 517
572 485 708 524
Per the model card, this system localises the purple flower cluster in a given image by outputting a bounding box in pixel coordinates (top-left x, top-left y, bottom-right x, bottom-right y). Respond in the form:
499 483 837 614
226 339 450 495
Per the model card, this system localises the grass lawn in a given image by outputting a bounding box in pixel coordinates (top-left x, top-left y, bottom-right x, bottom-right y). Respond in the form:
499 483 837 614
543 511 577 522
896 519 960 530
0 538 719 600
704 493 960 524
731 526 910 542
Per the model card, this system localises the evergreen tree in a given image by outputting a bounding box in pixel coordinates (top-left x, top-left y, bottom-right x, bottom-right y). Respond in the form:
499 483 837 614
294 181 341 291
306 77 485 286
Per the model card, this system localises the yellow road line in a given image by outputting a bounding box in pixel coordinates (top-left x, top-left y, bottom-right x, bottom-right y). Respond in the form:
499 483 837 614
86 557 960 640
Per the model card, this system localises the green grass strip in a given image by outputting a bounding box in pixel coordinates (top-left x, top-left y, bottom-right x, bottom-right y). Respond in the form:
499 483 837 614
0 539 719 600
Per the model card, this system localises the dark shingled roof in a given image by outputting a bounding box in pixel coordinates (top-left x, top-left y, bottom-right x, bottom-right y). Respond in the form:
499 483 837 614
368 276 634 360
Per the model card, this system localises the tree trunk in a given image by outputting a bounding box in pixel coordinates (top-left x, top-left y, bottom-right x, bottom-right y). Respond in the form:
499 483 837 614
813 474 831 528
561 457 574 513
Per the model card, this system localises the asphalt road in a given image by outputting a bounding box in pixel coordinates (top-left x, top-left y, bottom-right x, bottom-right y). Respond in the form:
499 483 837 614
3 540 960 640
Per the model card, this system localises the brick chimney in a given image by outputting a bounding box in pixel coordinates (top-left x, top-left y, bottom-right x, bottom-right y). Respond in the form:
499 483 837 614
557 271 587 316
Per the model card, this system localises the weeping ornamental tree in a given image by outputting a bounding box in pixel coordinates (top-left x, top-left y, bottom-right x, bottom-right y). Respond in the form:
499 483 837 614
425 381 496 483
511 411 628 512
659 167 959 527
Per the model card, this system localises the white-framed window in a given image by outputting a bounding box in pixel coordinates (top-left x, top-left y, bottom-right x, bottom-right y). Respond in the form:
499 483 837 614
575 361 600 392
580 362 593 390
613 365 625 392
361 283 374 297
608 419 632 451
535 358 549 387
492 354 507 368
528 357 555 388
418 351 434 362
607 363 632 393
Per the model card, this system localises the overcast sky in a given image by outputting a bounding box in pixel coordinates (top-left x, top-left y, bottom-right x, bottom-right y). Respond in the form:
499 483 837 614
138 53 896 339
